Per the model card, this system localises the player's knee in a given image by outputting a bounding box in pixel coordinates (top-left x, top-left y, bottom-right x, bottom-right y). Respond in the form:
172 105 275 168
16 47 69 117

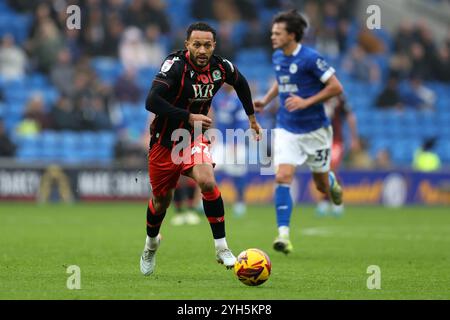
275 172 294 184
198 179 216 193
152 196 171 212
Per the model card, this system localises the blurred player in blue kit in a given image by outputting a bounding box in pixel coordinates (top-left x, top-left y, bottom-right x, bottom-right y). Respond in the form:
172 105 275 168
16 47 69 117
254 10 344 254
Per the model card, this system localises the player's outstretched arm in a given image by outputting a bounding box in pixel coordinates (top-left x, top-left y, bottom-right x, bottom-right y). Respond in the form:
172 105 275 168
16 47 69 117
254 81 278 113
285 75 343 112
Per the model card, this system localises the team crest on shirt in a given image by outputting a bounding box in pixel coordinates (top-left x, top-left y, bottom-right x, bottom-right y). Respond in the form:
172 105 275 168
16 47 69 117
316 59 329 72
160 56 180 73
212 70 222 81
161 59 174 72
279 75 290 83
289 63 298 74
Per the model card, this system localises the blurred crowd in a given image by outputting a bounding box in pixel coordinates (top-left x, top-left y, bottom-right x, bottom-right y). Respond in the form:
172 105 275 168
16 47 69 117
0 0 449 169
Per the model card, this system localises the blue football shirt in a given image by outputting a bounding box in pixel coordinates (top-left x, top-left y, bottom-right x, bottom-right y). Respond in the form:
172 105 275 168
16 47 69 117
273 44 335 134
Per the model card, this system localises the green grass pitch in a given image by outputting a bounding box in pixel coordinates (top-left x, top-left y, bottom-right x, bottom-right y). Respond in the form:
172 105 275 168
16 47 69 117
0 203 449 299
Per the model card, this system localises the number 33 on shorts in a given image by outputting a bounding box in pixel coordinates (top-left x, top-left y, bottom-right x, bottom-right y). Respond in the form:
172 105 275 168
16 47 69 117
314 148 330 166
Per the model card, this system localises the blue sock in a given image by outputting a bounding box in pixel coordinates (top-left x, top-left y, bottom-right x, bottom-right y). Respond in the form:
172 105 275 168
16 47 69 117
275 184 293 228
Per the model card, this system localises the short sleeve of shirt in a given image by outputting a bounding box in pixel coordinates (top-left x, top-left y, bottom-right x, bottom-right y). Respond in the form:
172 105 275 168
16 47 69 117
308 52 335 84
221 58 239 86
153 55 182 88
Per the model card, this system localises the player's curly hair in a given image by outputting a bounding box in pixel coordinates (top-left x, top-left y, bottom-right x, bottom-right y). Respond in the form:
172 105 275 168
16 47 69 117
186 22 217 41
272 9 309 42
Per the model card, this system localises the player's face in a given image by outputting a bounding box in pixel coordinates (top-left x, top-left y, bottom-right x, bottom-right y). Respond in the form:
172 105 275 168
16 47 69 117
185 30 216 67
271 22 295 50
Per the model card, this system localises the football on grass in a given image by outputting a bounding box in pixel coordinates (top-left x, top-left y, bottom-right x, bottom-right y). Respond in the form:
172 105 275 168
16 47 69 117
234 248 271 286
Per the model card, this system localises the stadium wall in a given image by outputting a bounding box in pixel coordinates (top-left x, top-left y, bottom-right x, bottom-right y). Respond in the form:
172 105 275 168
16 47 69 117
0 164 449 206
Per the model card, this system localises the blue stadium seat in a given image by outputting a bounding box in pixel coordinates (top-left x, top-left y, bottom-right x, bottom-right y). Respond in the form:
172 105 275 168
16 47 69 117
26 73 48 89
231 22 248 47
137 67 158 90
236 49 270 65
97 131 116 148
16 135 40 162
91 57 123 85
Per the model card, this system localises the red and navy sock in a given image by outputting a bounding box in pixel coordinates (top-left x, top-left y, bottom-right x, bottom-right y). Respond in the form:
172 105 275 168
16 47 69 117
202 186 225 239
146 199 166 237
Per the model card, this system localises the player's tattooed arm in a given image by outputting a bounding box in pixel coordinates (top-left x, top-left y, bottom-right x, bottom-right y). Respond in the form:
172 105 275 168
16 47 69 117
285 75 343 112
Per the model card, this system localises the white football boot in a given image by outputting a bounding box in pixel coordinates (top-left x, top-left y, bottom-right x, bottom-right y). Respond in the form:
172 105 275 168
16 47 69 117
216 248 237 269
140 234 161 276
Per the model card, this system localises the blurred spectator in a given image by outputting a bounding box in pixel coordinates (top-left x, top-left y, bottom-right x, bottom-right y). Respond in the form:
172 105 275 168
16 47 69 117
0 119 16 157
316 2 341 57
50 96 81 131
215 22 236 60
357 29 385 54
88 96 113 130
114 68 142 103
124 0 149 29
190 0 214 20
213 0 241 22
374 148 392 169
302 1 320 46
316 28 340 58
114 124 148 166
72 69 115 131
375 74 403 110
342 45 380 83
7 0 38 13
400 77 436 110
389 53 412 80
434 45 450 82
119 27 154 71
143 24 167 67
105 0 127 17
413 137 441 172
16 93 52 136
50 48 75 97
26 19 64 74
82 6 106 56
242 19 267 49
103 13 125 57
191 0 215 20
347 137 374 169
336 18 351 54
414 20 438 65
143 0 171 34
0 34 27 80
235 0 258 21
63 28 82 63
409 42 430 80
393 20 415 54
